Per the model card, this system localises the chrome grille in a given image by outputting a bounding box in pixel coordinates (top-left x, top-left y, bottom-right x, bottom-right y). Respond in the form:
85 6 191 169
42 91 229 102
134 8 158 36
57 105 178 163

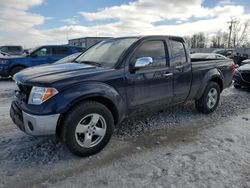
16 83 32 102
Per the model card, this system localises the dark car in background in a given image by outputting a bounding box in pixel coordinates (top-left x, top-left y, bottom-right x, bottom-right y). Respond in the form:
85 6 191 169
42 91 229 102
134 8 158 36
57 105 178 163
212 49 235 58
212 49 248 66
0 45 85 77
234 64 250 89
0 46 23 55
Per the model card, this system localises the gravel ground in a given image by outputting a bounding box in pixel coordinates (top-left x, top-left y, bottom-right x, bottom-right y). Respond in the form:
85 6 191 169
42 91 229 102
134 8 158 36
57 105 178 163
0 79 250 187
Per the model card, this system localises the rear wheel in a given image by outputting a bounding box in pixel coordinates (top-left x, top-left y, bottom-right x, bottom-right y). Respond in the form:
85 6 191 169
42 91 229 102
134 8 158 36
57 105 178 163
61 101 114 157
10 66 24 78
195 82 220 114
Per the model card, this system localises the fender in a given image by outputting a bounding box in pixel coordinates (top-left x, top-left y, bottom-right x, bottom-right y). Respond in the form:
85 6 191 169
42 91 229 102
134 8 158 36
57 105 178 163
196 68 224 100
57 82 126 123
21 81 126 124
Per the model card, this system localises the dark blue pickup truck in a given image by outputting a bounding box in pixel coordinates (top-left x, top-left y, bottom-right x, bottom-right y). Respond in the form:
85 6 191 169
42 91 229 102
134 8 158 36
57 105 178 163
10 36 234 156
0 45 85 77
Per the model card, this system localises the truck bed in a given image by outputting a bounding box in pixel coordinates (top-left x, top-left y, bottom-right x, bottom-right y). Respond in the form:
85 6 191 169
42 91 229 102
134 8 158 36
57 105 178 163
188 59 234 100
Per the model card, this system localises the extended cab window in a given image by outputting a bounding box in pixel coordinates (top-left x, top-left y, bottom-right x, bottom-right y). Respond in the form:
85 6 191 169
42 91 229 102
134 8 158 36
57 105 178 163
52 47 70 55
169 40 187 66
135 41 166 68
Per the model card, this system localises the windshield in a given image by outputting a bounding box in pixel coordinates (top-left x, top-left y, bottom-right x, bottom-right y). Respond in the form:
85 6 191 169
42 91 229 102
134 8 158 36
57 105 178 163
54 52 81 64
75 38 138 68
28 47 40 54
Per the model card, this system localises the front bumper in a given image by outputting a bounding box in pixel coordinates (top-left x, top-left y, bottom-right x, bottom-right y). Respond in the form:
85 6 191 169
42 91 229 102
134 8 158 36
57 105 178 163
234 72 250 87
0 65 10 77
10 101 60 136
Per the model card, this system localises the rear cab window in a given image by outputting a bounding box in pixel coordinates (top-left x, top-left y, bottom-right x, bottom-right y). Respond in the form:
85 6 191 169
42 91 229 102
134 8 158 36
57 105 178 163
169 39 187 66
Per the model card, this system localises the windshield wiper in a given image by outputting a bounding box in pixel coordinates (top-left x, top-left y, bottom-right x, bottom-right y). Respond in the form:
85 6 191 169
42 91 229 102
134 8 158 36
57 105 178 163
79 61 102 67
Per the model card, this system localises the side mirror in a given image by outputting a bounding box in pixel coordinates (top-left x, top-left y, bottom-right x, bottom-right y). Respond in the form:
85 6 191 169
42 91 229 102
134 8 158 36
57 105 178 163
135 57 153 68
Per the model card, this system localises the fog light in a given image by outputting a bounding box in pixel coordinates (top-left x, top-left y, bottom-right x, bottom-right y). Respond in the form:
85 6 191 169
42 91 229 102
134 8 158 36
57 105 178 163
28 121 34 131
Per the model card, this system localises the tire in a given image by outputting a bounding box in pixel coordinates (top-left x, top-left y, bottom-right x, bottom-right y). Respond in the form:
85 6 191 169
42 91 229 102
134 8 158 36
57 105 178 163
61 101 114 157
195 81 220 114
234 84 241 89
10 66 24 78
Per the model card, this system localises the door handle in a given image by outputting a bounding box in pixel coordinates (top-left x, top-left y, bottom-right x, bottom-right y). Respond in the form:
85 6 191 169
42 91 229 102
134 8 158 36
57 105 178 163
163 73 173 78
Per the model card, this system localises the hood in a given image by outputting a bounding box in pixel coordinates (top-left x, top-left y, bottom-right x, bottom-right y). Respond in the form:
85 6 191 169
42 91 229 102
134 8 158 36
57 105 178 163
0 55 26 60
14 63 112 85
238 64 250 72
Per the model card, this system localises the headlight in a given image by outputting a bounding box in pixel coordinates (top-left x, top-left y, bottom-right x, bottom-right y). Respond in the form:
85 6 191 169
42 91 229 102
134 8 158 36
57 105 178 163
28 86 58 105
0 59 9 64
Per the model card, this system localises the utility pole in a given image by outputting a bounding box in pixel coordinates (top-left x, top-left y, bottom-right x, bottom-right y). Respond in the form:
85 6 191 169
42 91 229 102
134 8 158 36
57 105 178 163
227 18 236 48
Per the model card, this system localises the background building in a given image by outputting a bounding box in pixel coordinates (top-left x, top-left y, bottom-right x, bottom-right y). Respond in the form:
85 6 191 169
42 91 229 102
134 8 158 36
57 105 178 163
68 37 111 49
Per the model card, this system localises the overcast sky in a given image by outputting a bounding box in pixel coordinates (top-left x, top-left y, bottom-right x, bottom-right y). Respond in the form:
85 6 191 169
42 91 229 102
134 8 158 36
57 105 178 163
0 0 249 48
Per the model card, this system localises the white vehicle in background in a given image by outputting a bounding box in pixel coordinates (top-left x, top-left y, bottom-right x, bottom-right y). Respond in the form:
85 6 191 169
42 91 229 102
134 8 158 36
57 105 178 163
191 53 229 61
241 59 250 66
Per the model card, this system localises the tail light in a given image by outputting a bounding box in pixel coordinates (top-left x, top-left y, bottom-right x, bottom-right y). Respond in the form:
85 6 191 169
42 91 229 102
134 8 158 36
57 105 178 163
232 63 236 77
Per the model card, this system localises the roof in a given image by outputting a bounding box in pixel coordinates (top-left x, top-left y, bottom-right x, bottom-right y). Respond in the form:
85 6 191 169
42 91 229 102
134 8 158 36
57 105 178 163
69 37 111 41
69 35 184 41
38 45 85 48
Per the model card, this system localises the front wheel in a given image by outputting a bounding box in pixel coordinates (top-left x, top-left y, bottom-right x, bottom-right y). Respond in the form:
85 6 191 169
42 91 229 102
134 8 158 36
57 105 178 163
195 82 220 114
10 66 25 78
61 101 114 157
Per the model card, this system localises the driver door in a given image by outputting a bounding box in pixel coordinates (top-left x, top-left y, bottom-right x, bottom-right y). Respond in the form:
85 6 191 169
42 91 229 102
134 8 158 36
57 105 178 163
125 39 174 110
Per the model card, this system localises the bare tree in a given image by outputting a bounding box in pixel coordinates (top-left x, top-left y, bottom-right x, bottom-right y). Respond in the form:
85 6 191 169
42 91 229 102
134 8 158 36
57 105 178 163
210 31 228 48
231 19 250 47
187 32 207 48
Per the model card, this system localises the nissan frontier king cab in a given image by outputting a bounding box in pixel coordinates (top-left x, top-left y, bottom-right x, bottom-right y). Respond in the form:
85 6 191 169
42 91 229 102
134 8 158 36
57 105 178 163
10 36 234 156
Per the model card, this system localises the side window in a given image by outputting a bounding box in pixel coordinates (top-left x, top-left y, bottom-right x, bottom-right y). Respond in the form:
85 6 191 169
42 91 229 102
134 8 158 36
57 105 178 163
33 47 51 56
52 47 70 55
169 40 187 66
9 46 22 51
0 47 7 52
135 41 166 68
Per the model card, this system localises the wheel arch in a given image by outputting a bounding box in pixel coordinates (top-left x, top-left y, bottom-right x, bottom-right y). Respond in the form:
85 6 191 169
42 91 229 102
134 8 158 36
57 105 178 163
56 95 120 137
210 77 223 92
196 68 224 100
9 65 26 75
